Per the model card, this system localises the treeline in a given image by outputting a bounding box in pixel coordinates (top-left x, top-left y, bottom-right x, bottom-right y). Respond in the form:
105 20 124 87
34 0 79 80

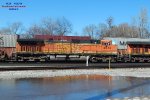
0 17 72 38
83 8 150 39
0 8 150 39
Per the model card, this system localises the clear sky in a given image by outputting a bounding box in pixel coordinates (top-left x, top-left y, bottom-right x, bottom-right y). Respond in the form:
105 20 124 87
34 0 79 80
0 0 150 35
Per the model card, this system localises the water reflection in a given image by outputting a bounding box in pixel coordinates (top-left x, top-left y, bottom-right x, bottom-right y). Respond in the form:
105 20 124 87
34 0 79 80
0 75 150 100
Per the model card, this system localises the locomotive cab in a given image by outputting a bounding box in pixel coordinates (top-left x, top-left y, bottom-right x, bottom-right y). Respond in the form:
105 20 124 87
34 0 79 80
100 39 117 54
101 40 112 46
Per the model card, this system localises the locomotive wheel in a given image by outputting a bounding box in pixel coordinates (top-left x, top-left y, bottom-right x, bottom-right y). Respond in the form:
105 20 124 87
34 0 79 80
89 57 98 63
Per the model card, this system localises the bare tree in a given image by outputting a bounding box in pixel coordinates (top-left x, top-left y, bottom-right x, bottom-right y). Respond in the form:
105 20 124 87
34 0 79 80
106 23 139 38
26 24 43 38
27 18 57 37
26 17 72 38
9 22 24 34
130 17 139 37
83 24 97 39
97 23 108 39
41 17 57 35
0 28 11 34
0 22 24 34
55 17 72 36
138 8 149 38
106 16 113 29
105 16 115 37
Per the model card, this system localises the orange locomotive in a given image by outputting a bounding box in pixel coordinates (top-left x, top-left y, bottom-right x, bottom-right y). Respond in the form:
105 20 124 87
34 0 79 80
16 38 118 62
2 34 150 62
126 41 150 62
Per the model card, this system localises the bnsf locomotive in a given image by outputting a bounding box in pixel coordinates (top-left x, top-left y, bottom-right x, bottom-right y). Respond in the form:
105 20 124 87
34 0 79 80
1 34 150 62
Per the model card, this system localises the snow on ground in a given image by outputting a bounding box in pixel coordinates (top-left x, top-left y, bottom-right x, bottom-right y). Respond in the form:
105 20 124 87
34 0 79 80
1 68 150 79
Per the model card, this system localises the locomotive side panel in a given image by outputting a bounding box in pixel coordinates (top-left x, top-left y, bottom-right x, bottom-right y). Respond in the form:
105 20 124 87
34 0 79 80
42 43 55 53
71 43 81 54
42 42 85 54
127 42 150 62
53 43 71 54
80 44 98 54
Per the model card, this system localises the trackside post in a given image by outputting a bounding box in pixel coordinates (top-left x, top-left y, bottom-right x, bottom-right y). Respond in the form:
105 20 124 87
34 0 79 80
109 57 111 70
86 56 89 66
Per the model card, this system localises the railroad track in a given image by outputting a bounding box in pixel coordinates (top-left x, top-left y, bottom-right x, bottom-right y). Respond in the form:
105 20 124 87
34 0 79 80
1 61 150 71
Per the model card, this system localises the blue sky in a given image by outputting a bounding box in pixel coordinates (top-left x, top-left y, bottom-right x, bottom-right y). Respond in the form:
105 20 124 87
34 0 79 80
0 0 150 35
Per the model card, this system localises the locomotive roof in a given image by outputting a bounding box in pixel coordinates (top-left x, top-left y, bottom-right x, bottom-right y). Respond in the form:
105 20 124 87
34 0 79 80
17 39 44 45
34 35 91 41
126 41 150 45
45 39 100 44
103 37 150 49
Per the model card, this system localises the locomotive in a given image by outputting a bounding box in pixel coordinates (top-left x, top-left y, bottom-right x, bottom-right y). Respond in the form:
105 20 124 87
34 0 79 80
1 34 150 62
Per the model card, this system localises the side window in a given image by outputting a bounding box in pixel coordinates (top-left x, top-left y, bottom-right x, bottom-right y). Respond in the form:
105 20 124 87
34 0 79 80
107 42 109 45
102 42 110 46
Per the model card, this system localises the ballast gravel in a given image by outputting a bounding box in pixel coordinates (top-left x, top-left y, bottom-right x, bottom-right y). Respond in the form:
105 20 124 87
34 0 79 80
0 68 150 79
